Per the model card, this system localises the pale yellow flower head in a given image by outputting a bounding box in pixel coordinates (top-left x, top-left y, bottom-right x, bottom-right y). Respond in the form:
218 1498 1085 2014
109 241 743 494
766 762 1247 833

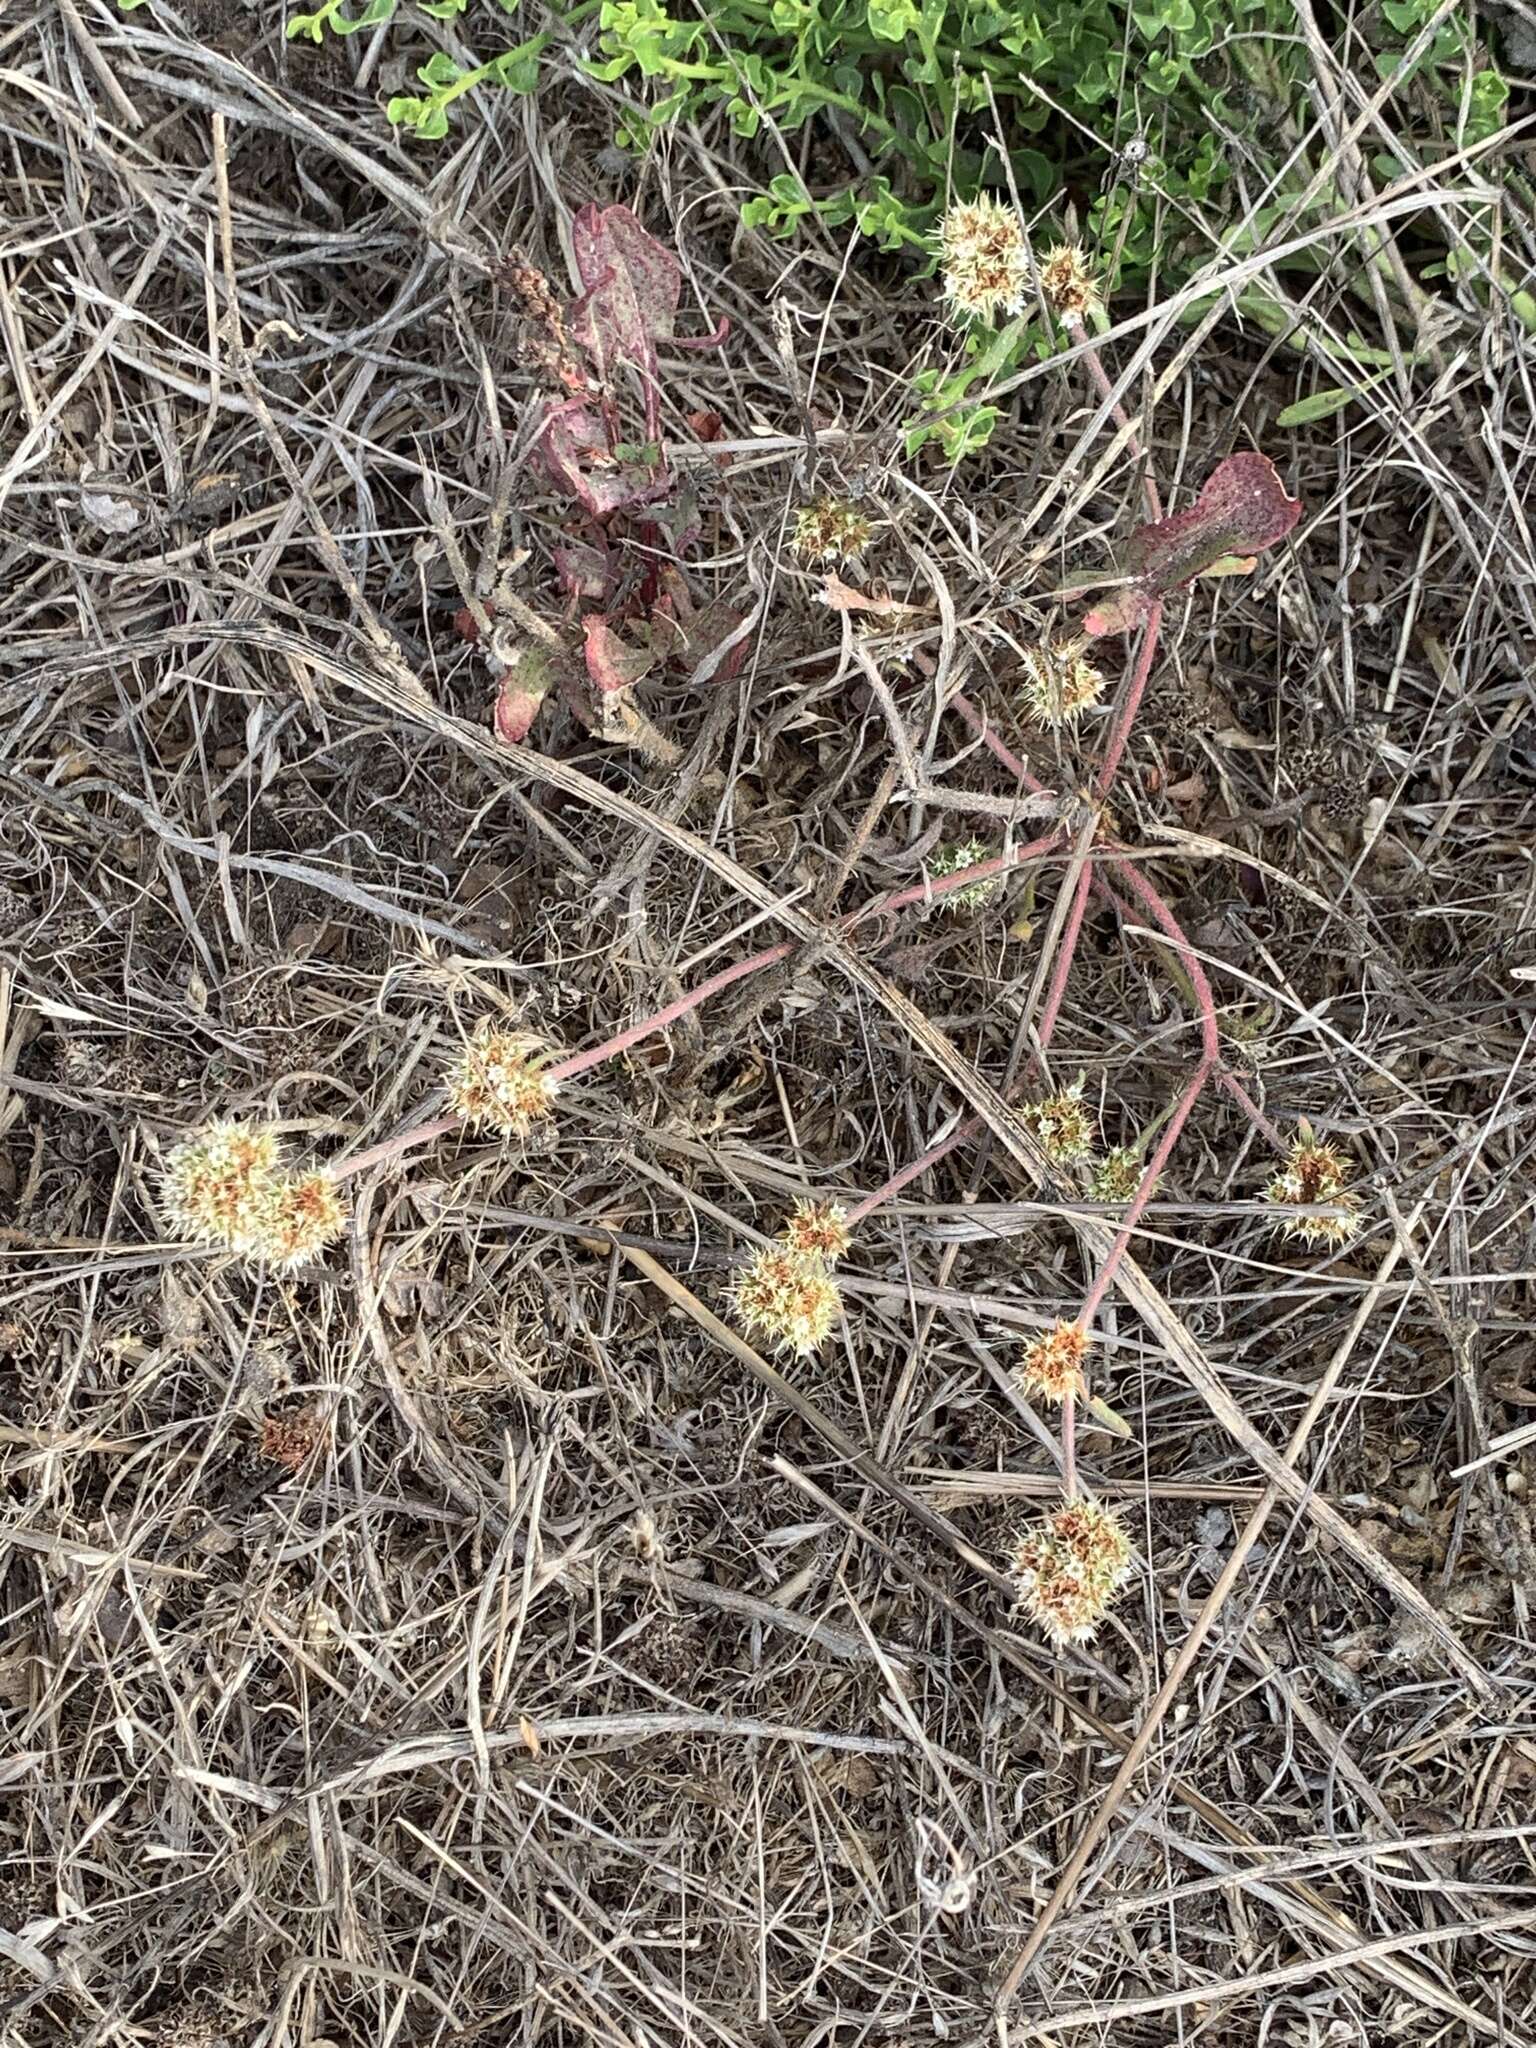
1037 242 1100 321
780 1200 853 1264
731 1245 843 1357
163 1120 282 1252
446 1023 559 1137
937 196 1030 326
1020 644 1106 729
1011 1497 1132 1643
1017 1322 1090 1405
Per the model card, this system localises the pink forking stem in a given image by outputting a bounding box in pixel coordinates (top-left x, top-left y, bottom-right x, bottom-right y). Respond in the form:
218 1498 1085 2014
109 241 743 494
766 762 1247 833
546 941 794 1081
1102 853 1220 1067
1060 1389 1078 1500
845 854 1091 1227
332 939 797 1183
845 1114 982 1227
1095 600 1163 801
331 831 1077 1191
1034 862 1094 1052
946 692 1055 798
1075 1055 1210 1330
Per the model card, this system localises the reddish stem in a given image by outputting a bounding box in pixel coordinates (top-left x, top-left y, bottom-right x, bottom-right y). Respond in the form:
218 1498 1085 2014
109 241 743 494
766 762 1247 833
1035 862 1094 1052
1089 858 1283 1150
845 849 1092 1227
1064 311 1162 526
845 1114 983 1227
1075 1056 1210 1330
1216 1068 1286 1151
1095 601 1163 801
863 828 1064 924
332 1111 465 1184
332 939 796 1183
1102 853 1220 1067
947 692 1055 798
546 941 795 1082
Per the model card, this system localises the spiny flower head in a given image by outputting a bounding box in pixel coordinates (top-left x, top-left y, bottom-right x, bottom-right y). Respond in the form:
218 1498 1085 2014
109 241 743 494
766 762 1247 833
163 1120 281 1252
937 195 1030 326
792 497 873 565
445 1023 558 1137
1020 643 1107 729
1011 1497 1132 1643
252 1170 349 1271
1037 242 1099 321
1266 1133 1359 1248
1091 1145 1143 1204
1017 1322 1089 1404
929 840 1002 913
1022 1082 1095 1166
780 1200 853 1264
731 1246 843 1357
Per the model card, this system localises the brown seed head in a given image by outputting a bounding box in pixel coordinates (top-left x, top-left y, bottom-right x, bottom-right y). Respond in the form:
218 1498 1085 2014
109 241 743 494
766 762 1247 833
253 1171 348 1271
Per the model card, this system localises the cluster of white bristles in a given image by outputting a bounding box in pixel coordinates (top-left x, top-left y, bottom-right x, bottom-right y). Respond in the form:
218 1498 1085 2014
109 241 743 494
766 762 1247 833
162 1123 347 1271
730 1201 851 1359
937 199 1098 328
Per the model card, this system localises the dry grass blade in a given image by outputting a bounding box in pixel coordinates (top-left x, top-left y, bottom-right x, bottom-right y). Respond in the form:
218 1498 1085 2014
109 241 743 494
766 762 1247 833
4 11 1533 2041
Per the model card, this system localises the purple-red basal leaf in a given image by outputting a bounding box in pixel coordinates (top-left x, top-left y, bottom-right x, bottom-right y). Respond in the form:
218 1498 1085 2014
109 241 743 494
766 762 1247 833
493 647 555 746
553 540 613 602
568 204 680 386
583 614 659 697
537 398 667 517
1084 453 1301 638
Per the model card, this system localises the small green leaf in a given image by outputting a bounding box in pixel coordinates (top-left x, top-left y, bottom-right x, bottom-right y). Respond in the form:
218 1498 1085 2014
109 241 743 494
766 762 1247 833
1275 371 1389 427
1085 1394 1134 1440
418 49 461 85
490 33 548 92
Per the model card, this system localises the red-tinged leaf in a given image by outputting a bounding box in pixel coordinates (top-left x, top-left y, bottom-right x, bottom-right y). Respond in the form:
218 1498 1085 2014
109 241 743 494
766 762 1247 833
537 398 668 517
1083 454 1301 639
583 614 659 697
493 647 555 746
553 541 612 602
686 409 724 442
569 205 680 387
453 605 482 643
1083 585 1156 638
